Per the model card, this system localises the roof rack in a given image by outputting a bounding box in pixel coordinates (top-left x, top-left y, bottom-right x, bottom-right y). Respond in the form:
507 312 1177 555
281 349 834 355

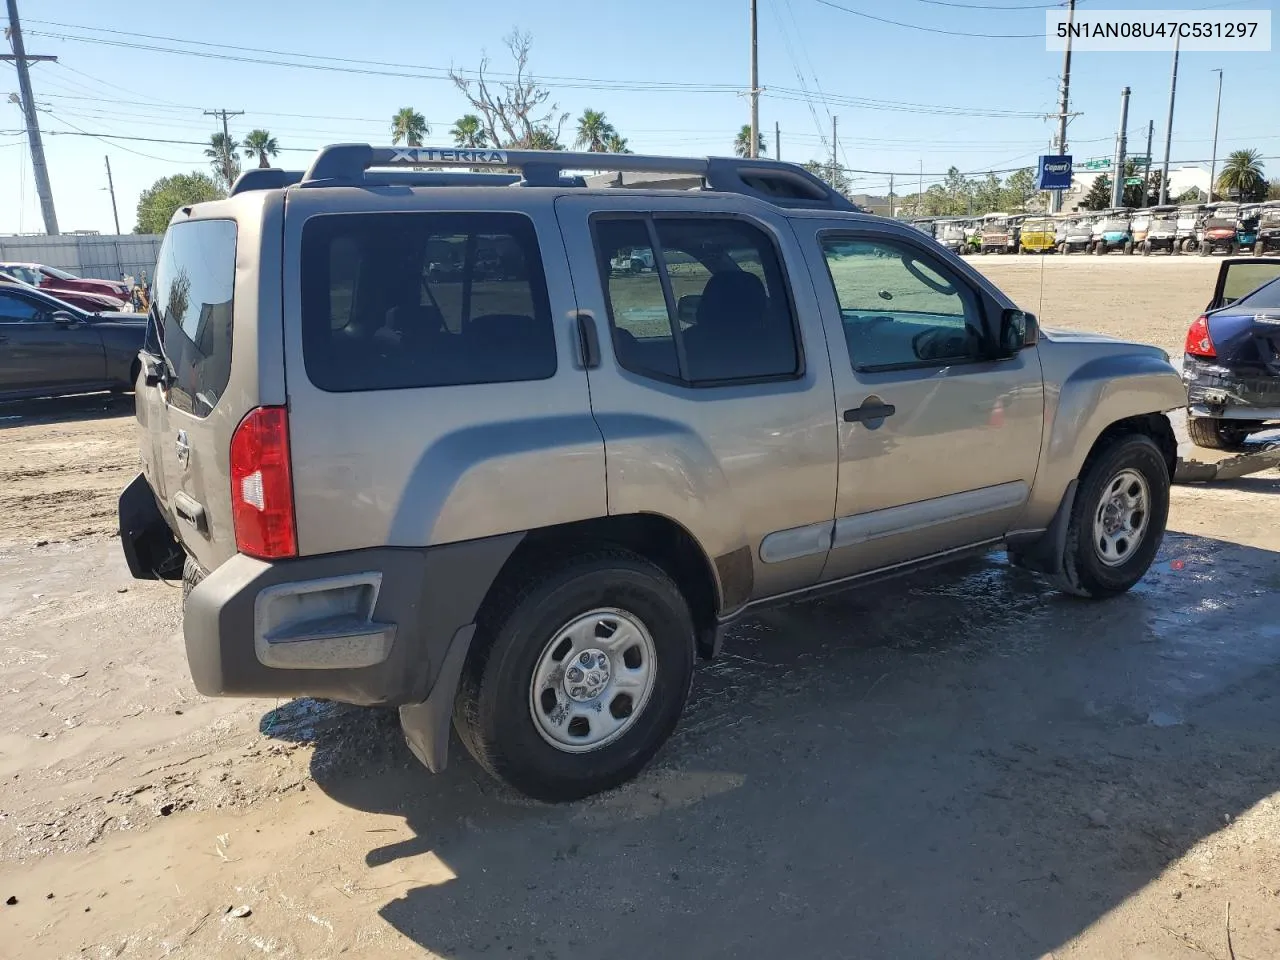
286 143 854 210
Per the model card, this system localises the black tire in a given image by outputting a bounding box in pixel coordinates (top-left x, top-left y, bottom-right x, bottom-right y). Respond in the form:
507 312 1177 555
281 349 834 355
1093 241 1104 255
1228 241 1239 256
454 547 695 802
1057 434 1170 598
1141 241 1151 256
1186 416 1257 451
1198 241 1211 256
181 554 202 601
1123 239 1134 255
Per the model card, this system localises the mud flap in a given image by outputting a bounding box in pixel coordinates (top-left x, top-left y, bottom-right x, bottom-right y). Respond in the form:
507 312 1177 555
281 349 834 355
1006 480 1078 578
398 623 476 773
118 472 183 580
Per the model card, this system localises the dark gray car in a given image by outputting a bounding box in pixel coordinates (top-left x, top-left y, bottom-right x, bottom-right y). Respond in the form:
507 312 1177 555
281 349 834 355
0 284 146 401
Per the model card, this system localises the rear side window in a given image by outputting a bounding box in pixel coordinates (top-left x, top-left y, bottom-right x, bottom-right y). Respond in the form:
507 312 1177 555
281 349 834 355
151 219 237 417
300 212 556 392
594 216 799 384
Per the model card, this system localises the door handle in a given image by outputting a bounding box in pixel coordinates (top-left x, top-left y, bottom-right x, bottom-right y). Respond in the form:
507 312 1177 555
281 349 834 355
843 401 897 424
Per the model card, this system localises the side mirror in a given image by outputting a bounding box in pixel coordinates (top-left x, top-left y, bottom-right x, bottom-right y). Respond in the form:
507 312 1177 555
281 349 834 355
676 294 702 326
997 308 1038 356
52 310 79 326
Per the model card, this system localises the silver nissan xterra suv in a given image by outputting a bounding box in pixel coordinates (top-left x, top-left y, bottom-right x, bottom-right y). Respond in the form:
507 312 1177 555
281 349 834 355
119 145 1185 801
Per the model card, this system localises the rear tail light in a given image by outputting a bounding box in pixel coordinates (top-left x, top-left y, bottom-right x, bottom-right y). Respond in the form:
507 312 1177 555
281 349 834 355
229 406 297 559
1184 315 1216 358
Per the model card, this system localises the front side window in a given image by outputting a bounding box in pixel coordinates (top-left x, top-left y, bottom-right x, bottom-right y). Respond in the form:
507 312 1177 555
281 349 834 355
0 292 43 323
300 212 556 392
594 216 799 384
821 237 985 371
151 219 238 417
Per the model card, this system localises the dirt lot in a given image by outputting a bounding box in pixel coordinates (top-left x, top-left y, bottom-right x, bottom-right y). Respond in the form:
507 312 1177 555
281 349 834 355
2 256 1279 959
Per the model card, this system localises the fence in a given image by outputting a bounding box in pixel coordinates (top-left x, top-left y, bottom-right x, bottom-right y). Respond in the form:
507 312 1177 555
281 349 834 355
0 233 163 283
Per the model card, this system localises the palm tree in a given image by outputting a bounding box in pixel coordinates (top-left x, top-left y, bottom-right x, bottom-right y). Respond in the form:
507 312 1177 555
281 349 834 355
603 132 631 154
205 132 241 187
575 109 617 152
242 129 279 168
524 128 563 151
1217 149 1266 201
450 114 488 148
391 108 429 147
733 124 767 158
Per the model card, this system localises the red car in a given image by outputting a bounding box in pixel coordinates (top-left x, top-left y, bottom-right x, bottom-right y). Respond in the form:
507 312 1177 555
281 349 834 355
0 271 129 312
0 261 132 303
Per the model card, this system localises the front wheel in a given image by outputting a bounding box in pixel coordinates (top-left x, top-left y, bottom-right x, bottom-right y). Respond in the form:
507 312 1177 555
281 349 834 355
1057 434 1170 598
454 548 695 802
1187 416 1257 451
1198 241 1211 256
1123 239 1134 255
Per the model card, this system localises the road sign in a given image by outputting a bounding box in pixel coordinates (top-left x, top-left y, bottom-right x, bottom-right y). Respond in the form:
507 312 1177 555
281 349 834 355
1124 177 1144 186
1129 156 1151 166
1081 157 1112 170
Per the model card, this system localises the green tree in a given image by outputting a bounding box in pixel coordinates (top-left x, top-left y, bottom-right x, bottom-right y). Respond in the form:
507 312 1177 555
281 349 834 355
205 132 241 189
603 132 631 154
1176 186 1206 204
391 107 429 147
242 129 279 169
1217 149 1267 201
134 172 225 234
1001 167 1040 212
574 108 618 152
972 173 1002 214
524 127 564 150
802 159 849 196
1268 179 1280 201
450 114 489 148
733 124 767 158
942 166 973 215
1081 174 1113 211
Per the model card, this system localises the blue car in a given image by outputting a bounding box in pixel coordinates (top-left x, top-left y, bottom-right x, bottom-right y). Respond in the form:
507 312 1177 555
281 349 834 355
1183 257 1280 448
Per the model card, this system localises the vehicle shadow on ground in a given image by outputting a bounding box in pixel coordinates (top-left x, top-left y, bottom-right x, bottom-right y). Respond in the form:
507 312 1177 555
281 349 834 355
0 391 133 430
262 531 1280 960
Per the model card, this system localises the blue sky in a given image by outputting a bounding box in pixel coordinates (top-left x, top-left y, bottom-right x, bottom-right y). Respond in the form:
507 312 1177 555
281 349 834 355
2 0 1276 234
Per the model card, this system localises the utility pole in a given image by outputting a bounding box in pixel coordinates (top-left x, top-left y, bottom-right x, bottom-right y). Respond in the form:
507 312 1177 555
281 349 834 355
1141 119 1154 206
774 121 780 161
1050 0 1076 214
1207 68 1223 203
830 115 838 188
749 0 760 158
1110 86 1130 209
918 159 924 216
3 0 59 234
103 156 121 234
1159 34 1179 205
203 108 244 185
888 173 895 218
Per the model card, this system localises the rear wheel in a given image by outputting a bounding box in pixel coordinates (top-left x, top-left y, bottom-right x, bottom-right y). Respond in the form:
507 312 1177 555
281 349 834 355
454 548 695 802
1228 241 1239 256
1093 241 1104 255
1187 416 1258 451
1123 239 1134 255
1198 241 1211 256
1141 241 1151 256
1057 434 1170 598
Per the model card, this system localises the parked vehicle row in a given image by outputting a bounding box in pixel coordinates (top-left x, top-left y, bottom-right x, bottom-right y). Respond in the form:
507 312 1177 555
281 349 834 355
912 200 1280 257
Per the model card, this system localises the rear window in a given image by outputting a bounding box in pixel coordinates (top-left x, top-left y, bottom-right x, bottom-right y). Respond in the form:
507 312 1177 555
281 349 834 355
151 219 237 417
300 212 556 392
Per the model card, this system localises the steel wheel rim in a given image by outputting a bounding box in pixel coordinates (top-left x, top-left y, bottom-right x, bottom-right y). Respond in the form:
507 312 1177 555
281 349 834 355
1092 468 1151 567
529 607 658 754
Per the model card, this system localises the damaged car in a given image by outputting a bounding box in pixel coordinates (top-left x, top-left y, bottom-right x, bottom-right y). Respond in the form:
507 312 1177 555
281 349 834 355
1184 257 1280 449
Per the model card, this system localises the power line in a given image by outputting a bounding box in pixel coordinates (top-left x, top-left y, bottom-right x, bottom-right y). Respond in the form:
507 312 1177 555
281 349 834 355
812 0 1044 37
27 21 1055 118
907 0 1067 9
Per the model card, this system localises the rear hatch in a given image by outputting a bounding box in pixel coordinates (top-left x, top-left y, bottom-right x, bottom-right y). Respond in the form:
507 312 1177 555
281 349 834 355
142 196 283 576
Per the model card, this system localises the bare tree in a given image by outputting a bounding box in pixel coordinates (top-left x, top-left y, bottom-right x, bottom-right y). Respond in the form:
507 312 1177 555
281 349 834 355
449 31 568 150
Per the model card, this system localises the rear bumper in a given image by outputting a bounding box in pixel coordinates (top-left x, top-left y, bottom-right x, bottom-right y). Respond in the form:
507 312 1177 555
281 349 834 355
183 537 521 706
1183 357 1280 421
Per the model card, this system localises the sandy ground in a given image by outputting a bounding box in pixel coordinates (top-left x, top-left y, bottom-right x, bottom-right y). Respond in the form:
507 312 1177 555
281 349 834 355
2 255 1279 959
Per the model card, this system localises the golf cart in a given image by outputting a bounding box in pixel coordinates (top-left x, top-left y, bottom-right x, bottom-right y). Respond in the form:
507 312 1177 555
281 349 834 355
1131 209 1153 249
1018 217 1056 254
1197 202 1240 256
1256 201 1280 255
1176 203 1204 253
979 213 1015 254
1061 215 1095 254
935 219 969 254
1091 208 1134 255
1140 205 1179 255
1237 205 1261 252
